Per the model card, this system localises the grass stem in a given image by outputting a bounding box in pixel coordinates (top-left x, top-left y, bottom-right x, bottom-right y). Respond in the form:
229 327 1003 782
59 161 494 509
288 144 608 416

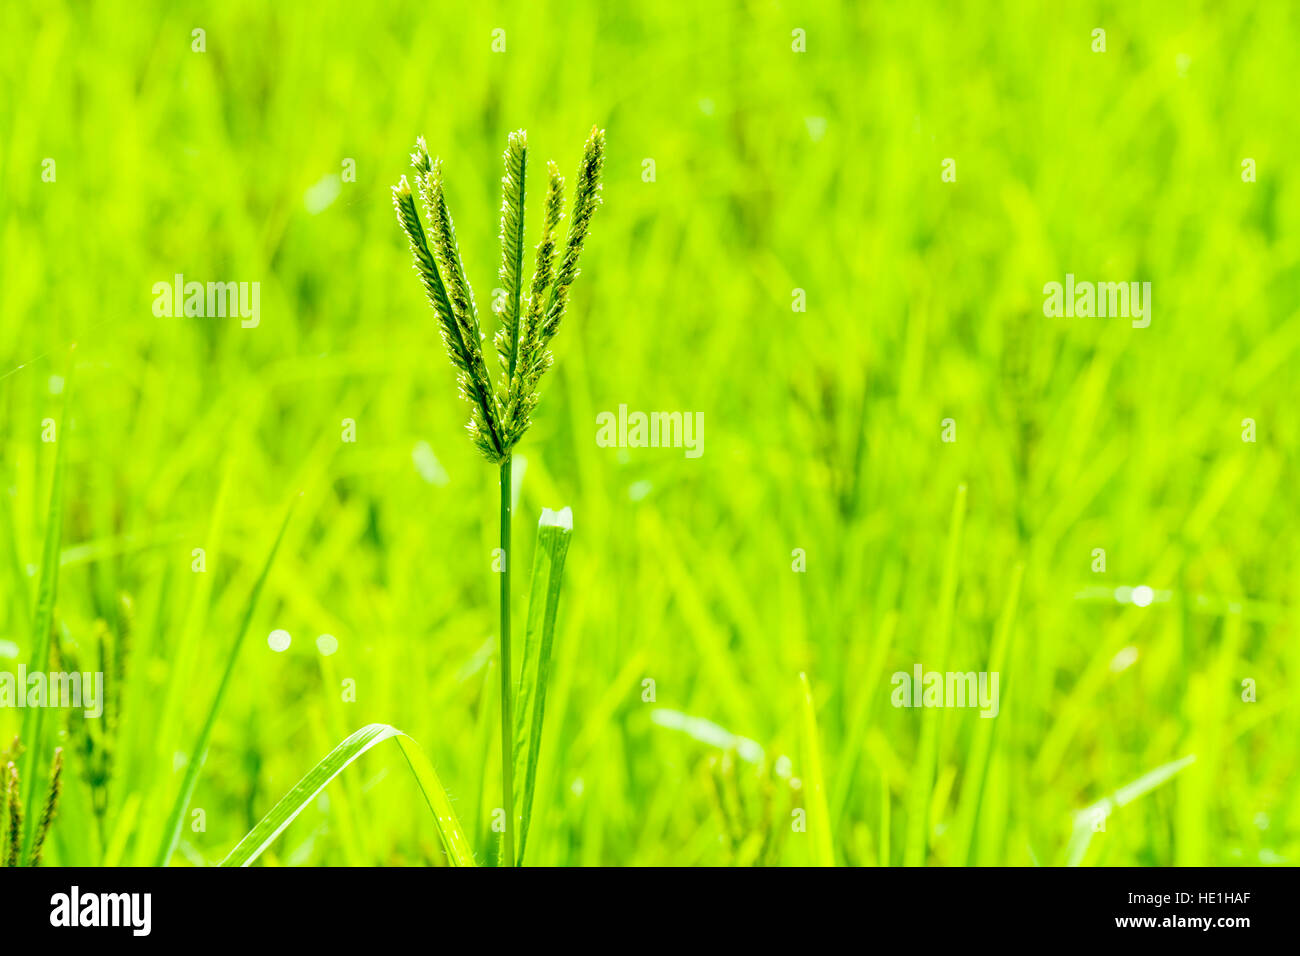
498 456 515 867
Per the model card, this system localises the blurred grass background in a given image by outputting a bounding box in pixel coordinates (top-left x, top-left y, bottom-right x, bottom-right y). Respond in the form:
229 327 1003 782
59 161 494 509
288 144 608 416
1 0 1297 866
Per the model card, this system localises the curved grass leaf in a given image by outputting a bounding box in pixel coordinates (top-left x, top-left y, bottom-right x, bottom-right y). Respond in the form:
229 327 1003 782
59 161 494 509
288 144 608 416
154 496 296 866
1065 754 1197 866
511 506 572 865
221 723 476 867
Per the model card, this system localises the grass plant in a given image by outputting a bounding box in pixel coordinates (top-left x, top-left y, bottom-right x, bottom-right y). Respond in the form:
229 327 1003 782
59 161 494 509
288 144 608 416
391 127 604 865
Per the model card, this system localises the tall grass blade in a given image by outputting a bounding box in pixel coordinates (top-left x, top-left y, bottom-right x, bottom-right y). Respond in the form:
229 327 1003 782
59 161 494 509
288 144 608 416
650 708 766 763
221 723 475 867
511 506 573 865
18 374 70 860
879 775 891 867
471 658 498 863
799 671 835 866
951 561 1023 865
0 490 33 636
904 483 966 866
154 496 297 866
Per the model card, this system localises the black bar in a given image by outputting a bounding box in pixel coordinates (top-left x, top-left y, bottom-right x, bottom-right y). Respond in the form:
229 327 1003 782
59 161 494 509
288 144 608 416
1 865 1289 942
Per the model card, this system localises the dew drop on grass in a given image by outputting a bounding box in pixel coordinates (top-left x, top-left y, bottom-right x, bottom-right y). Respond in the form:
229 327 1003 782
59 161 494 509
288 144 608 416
1132 585 1155 607
268 629 292 652
316 633 338 656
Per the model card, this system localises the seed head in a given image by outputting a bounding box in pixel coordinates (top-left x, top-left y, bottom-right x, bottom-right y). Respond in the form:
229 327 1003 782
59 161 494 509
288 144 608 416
394 127 605 459
29 748 63 867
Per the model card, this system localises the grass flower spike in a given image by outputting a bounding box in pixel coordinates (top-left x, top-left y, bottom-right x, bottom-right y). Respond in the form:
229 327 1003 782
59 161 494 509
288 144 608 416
392 174 505 461
0 741 63 867
393 127 605 460
544 126 606 345
503 161 566 444
496 130 528 388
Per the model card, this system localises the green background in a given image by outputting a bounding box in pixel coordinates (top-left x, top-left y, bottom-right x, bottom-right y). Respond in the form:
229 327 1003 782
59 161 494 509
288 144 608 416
1 0 1296 865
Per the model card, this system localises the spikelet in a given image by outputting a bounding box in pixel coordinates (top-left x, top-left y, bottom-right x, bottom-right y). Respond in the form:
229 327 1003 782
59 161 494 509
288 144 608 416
501 163 565 445
415 143 507 461
393 167 505 462
503 128 605 446
110 592 133 732
495 130 528 386
543 126 605 344
0 759 9 868
5 763 20 868
29 748 63 866
103 592 133 793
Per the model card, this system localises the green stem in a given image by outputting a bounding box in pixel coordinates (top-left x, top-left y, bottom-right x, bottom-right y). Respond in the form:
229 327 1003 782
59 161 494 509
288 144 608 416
498 456 515 867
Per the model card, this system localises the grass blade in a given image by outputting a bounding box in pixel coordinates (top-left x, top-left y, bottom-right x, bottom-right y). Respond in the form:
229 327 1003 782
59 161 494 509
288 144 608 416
511 505 573 865
880 775 891 867
951 561 1023 865
904 483 967 866
0 486 33 637
799 671 835 866
154 496 297 866
18 372 70 861
221 723 476 867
